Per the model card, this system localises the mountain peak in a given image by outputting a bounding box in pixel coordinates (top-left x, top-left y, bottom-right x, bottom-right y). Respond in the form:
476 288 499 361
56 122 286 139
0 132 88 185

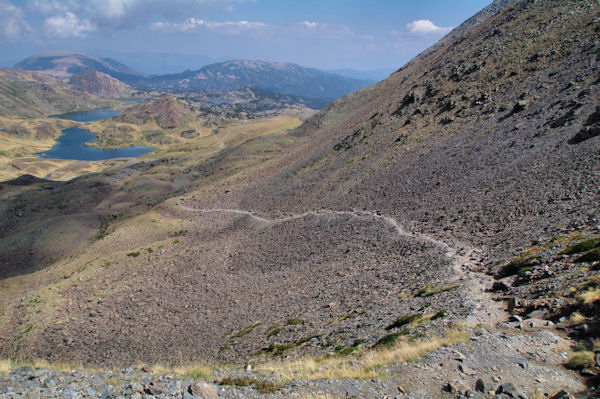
15 51 146 80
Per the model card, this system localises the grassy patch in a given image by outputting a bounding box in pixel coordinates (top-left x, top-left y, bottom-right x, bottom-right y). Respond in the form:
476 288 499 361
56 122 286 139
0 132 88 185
386 314 422 330
326 310 363 324
267 326 284 337
579 287 600 305
259 335 322 357
334 339 366 356
570 312 587 325
523 232 588 256
231 323 262 339
256 328 468 383
560 237 600 255
415 283 460 297
126 252 140 257
219 377 280 393
287 318 304 325
566 351 595 370
138 362 213 379
373 331 408 348
0 359 16 376
385 310 446 331
498 256 540 278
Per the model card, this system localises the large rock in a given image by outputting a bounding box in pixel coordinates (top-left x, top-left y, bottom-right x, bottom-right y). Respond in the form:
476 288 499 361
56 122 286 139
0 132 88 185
495 383 528 399
189 381 220 399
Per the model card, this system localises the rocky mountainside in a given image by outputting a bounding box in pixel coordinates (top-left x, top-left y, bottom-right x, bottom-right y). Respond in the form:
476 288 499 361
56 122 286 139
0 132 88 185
0 68 100 118
137 60 373 101
1 1 600 398
68 68 133 98
15 51 146 82
114 96 194 129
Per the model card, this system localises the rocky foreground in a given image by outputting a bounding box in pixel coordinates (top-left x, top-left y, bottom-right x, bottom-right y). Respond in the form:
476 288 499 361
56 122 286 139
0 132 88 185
1 318 598 398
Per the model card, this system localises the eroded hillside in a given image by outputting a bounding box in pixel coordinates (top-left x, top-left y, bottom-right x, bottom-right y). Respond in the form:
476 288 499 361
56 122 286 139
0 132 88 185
1 1 599 398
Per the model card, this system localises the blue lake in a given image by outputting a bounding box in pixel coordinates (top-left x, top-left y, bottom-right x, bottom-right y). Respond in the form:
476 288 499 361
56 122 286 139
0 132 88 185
205 99 230 105
38 109 155 161
50 109 121 122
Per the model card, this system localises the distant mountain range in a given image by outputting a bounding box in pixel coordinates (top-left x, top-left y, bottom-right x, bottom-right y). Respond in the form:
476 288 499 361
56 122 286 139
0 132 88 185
15 51 146 82
15 52 373 105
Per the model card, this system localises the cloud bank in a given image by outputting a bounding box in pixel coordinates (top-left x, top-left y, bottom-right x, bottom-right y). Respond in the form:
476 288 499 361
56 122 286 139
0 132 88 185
0 0 32 42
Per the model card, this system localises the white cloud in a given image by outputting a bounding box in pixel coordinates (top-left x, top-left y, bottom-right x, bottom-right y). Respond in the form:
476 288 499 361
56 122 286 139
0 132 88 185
151 18 267 34
26 0 79 15
0 0 32 42
151 18 353 39
406 19 452 34
43 11 95 38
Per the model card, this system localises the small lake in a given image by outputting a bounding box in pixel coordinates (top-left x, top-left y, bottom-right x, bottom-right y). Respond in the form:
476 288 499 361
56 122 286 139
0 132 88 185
38 109 155 161
50 109 121 122
205 99 230 105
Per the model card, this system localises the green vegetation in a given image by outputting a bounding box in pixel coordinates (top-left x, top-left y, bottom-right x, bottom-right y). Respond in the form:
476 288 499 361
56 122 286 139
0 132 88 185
566 351 595 370
415 283 460 297
267 318 304 337
219 377 280 393
231 323 262 339
259 335 322 357
374 331 408 348
267 326 284 337
326 310 364 324
386 313 422 330
498 255 540 277
126 252 140 258
559 237 600 255
93 214 119 241
335 339 366 356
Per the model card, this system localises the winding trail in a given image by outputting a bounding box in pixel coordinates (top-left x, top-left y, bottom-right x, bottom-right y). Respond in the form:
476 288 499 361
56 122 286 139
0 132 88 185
172 199 505 325
175 200 468 267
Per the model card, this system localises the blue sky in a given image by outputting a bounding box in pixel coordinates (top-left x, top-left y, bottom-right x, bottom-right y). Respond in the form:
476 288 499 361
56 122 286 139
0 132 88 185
0 0 491 73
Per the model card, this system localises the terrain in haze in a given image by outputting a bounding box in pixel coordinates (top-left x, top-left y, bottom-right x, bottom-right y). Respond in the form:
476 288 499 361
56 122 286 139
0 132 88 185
1 0 600 398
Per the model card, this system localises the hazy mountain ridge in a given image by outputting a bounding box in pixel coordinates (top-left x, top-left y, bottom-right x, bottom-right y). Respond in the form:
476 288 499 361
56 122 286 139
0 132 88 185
15 51 146 82
137 60 373 101
16 54 374 106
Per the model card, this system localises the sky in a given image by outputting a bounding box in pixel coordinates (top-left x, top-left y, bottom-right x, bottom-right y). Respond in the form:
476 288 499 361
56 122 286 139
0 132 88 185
0 0 491 74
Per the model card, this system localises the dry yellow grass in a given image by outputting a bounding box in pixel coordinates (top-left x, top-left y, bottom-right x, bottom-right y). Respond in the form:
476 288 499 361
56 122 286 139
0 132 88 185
0 358 16 376
579 287 600 304
136 362 214 380
257 328 469 384
570 311 587 325
0 358 101 376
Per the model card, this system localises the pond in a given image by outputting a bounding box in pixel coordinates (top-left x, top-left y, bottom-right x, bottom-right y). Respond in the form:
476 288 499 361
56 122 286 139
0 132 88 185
38 109 155 161
49 109 121 122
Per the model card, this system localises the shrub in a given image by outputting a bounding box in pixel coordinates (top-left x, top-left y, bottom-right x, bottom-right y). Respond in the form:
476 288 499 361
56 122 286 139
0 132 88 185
498 256 539 278
386 314 422 330
566 351 595 370
126 252 140 257
374 331 408 348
